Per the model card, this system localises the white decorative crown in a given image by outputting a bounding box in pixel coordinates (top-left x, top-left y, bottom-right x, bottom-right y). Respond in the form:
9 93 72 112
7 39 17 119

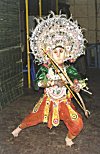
30 11 87 64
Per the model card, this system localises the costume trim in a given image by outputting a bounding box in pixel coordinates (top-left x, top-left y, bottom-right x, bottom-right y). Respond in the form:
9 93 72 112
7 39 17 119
32 97 43 113
52 101 60 127
43 97 50 123
67 105 78 120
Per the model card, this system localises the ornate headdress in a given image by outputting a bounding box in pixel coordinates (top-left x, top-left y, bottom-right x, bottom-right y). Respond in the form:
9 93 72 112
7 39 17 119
30 12 86 64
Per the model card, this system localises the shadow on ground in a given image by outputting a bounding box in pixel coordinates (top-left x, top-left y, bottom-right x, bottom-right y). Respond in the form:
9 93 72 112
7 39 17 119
0 68 100 154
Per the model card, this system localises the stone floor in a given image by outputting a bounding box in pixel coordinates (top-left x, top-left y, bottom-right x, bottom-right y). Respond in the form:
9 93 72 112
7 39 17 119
0 68 100 154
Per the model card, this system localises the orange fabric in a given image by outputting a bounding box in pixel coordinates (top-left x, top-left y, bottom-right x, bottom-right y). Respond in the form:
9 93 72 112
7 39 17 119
19 96 47 129
19 95 83 137
59 102 83 136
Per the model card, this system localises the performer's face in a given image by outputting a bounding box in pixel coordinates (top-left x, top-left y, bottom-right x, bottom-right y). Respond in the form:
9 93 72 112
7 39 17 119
51 47 66 65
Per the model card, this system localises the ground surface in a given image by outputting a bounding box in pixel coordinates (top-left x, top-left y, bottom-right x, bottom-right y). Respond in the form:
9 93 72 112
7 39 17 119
0 68 100 154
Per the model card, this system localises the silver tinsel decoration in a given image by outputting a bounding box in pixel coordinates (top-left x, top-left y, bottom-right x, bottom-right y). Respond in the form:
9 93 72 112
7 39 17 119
30 12 87 64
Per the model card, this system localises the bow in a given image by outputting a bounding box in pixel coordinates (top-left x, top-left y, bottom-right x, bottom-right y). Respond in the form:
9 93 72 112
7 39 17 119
42 49 90 118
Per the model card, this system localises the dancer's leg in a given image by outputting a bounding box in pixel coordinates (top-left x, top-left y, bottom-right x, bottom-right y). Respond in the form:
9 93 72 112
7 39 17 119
12 126 22 137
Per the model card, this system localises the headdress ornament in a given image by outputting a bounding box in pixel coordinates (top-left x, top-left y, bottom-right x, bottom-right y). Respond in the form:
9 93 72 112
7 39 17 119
30 11 86 64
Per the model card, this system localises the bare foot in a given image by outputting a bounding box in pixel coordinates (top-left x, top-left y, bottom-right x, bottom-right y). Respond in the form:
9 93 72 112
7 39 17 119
65 137 74 147
11 127 22 137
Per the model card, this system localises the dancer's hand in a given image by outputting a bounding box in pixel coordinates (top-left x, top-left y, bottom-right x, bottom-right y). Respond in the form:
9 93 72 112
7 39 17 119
54 79 65 87
71 84 80 93
71 79 80 93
